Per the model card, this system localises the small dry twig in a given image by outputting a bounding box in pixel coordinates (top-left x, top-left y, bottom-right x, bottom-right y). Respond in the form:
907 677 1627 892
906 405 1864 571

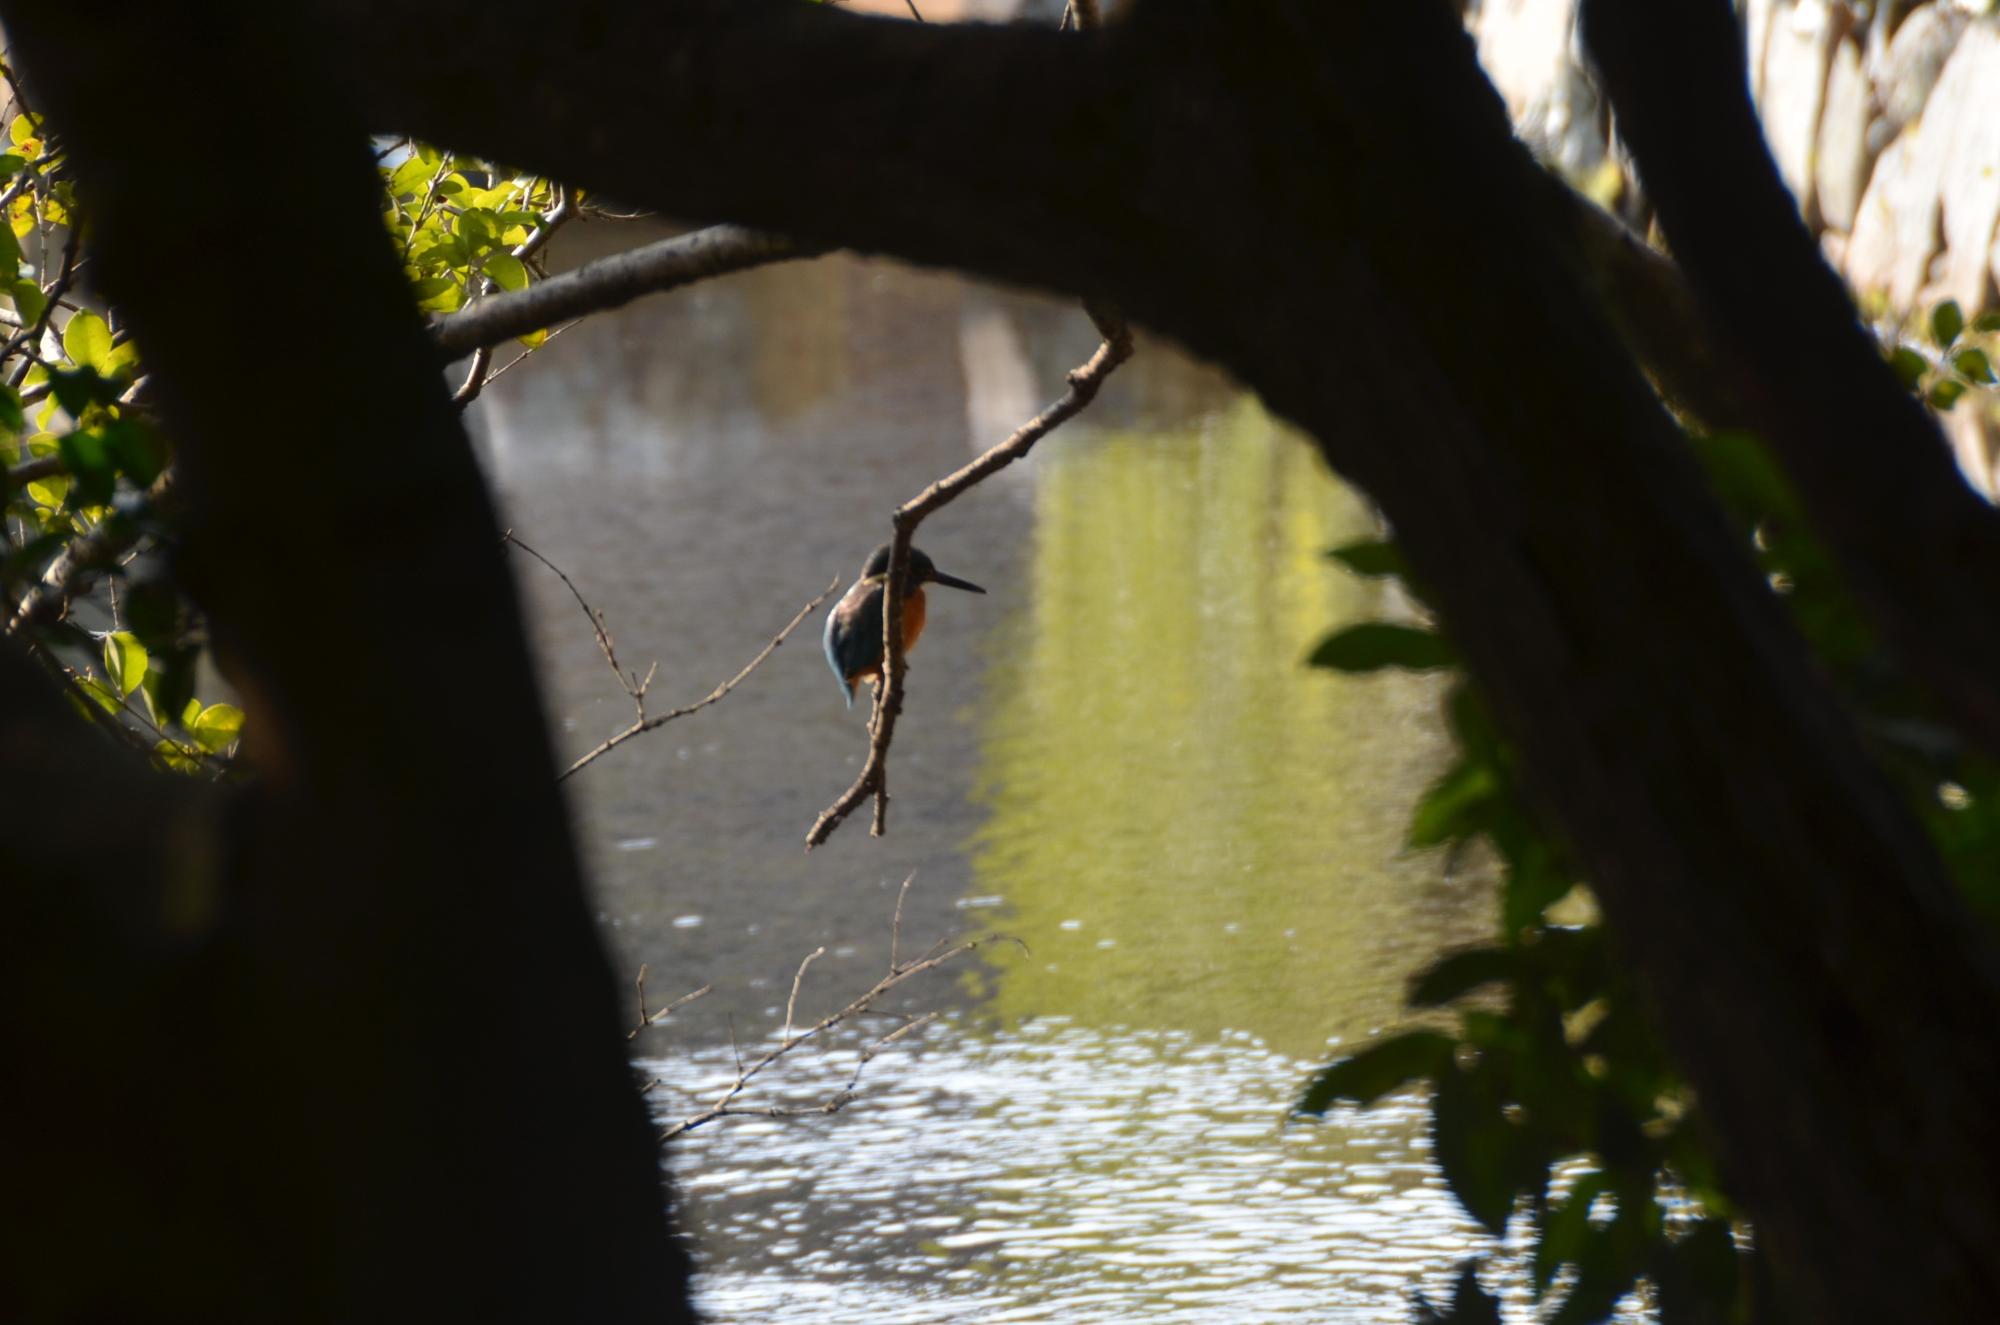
629 963 714 1041
651 877 1021 1141
804 300 1132 850
501 531 838 780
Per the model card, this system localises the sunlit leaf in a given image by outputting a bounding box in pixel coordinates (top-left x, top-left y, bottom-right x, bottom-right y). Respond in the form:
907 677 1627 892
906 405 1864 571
1929 379 1967 411
189 702 245 754
104 631 149 698
1296 1031 1454 1115
516 327 548 350
62 310 113 373
483 252 528 292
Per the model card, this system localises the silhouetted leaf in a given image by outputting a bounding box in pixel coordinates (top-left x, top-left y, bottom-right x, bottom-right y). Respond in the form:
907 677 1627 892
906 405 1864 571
1409 757 1500 847
1296 1031 1454 1115
1414 1262 1503 1325
1410 946 1515 1007
1325 539 1406 578
1307 622 1455 672
1952 347 1994 384
1534 1170 1609 1296
1887 346 1928 390
1432 1057 1535 1236
1931 299 1964 349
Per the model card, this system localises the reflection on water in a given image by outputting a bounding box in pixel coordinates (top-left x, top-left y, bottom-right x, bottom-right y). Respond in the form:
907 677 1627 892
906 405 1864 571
966 400 1478 1058
474 237 1509 1321
645 1019 1476 1324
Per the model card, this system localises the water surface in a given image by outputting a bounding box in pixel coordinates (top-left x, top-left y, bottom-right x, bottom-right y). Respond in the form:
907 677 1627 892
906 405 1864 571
474 232 1504 1321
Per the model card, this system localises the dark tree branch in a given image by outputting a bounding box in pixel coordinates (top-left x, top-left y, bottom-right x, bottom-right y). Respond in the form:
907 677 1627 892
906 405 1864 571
434 223 816 358
1580 0 2000 757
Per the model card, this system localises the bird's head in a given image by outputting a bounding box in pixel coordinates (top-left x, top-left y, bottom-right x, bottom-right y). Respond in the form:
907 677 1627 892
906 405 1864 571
860 544 986 596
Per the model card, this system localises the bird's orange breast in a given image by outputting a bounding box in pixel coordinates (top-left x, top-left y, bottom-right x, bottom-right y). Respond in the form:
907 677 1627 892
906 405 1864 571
850 586 927 684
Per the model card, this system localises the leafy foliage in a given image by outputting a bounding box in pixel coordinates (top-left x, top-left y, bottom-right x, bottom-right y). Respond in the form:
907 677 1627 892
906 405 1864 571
1300 301 2000 1320
0 74 570 773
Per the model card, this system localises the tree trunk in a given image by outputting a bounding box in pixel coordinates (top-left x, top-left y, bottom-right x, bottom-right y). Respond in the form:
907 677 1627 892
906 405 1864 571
0 4 690 1318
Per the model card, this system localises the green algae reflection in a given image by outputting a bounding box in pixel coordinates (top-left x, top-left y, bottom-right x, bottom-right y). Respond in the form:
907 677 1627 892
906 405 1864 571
967 401 1487 1061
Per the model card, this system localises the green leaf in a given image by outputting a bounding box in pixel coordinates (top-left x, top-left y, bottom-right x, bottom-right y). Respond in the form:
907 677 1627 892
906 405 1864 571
1952 347 1994 384
1432 1057 1538 1236
189 702 245 754
25 474 67 508
1296 1030 1455 1114
1931 299 1964 349
388 154 435 198
482 251 528 292
101 418 167 485
1409 757 1501 847
58 429 118 506
1973 310 2000 334
1307 622 1456 672
153 738 202 774
9 277 44 327
1929 379 1967 411
1410 947 1516 1007
103 630 148 698
61 310 113 373
1533 1171 1609 1296
8 113 38 146
0 383 22 435
0 152 25 178
1325 539 1407 579
1887 345 1928 391
76 674 122 714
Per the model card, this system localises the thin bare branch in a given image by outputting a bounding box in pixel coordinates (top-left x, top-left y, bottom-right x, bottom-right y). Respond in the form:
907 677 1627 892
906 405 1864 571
805 304 1132 850
654 879 1019 1142
627 963 713 1041
556 577 840 781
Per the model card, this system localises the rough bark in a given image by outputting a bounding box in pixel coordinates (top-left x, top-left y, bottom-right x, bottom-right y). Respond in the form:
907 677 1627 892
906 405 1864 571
0 4 689 1319
316 1 2000 1319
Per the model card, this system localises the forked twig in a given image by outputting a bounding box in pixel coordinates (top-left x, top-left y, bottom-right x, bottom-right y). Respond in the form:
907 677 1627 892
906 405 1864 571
501 531 837 780
652 878 1023 1141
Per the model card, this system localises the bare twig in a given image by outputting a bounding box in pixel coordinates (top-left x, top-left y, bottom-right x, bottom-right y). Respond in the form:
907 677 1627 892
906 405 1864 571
502 531 838 780
449 343 493 407
805 302 1132 850
655 880 1020 1141
627 963 713 1041
783 946 826 1041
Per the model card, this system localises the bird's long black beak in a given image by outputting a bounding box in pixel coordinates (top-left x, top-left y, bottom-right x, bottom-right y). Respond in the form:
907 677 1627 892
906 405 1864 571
927 568 986 594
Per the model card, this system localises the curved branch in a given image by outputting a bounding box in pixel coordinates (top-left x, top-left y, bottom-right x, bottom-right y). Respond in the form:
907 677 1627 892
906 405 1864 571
1579 0 2000 756
434 224 817 358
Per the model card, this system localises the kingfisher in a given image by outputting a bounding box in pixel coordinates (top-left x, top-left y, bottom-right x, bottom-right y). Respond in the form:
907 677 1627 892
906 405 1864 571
823 544 986 707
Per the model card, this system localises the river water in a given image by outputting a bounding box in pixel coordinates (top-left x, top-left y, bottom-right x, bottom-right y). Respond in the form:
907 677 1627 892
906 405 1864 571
471 229 1510 1321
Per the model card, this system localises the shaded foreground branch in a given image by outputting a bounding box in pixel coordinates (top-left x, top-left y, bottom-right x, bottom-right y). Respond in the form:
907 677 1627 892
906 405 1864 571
804 303 1132 850
434 224 816 358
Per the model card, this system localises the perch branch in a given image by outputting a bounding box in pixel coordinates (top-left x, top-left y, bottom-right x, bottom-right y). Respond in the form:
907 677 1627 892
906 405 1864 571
805 302 1132 849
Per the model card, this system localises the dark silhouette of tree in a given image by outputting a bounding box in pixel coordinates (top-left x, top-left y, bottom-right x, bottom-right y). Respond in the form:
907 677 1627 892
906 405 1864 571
4 1 1997 1320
